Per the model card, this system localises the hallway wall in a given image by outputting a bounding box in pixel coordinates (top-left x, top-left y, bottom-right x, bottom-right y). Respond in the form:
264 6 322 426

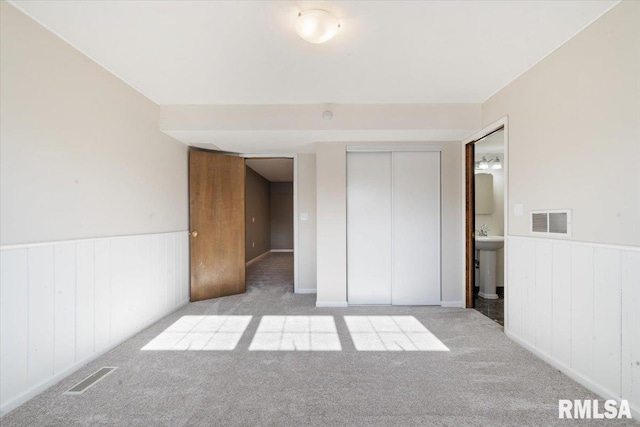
245 167 271 261
270 182 294 250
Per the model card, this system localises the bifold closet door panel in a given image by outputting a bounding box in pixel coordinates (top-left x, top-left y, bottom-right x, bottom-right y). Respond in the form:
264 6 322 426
347 152 392 304
392 151 441 305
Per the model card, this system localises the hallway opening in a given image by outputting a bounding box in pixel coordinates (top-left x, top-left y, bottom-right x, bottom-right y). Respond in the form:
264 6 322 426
245 158 294 292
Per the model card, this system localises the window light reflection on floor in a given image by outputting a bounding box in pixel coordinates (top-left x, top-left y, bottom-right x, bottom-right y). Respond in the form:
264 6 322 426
141 315 252 351
344 316 449 351
249 316 342 351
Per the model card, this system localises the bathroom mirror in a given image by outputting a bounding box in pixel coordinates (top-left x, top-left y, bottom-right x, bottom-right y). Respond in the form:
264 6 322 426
475 173 494 214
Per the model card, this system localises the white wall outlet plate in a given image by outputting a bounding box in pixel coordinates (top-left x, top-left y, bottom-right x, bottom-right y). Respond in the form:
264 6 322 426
300 212 309 221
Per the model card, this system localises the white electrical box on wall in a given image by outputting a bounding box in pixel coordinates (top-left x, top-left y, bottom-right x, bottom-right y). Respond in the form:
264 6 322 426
530 209 572 237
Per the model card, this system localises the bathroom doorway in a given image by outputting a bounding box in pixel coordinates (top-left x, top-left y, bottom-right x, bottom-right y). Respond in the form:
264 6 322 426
464 123 507 326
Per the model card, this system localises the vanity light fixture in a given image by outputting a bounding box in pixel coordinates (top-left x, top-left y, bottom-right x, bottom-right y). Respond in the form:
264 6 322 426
296 10 340 44
492 156 502 169
476 156 502 170
478 157 489 170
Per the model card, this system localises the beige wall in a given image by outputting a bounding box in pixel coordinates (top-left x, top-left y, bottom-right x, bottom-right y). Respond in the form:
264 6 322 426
483 0 640 247
437 142 464 303
0 3 188 246
297 154 317 292
245 167 271 261
316 144 348 305
315 142 463 306
482 2 640 416
270 182 293 250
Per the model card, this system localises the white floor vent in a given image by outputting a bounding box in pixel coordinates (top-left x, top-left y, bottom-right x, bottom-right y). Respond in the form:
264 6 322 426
531 210 571 237
64 367 117 395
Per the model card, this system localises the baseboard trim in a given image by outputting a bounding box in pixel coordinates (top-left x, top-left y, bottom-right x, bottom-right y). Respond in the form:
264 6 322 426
271 249 293 253
245 250 270 266
440 301 465 308
0 299 190 417
295 288 317 294
505 330 639 420
315 301 349 308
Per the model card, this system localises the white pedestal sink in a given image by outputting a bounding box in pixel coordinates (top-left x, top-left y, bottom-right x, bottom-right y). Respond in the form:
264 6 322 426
475 236 504 300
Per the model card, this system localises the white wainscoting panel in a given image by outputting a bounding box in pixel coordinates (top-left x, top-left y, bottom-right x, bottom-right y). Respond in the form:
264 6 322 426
75 241 95 363
592 248 621 398
27 246 55 389
54 243 77 374
621 251 640 415
94 240 112 352
570 244 594 378
550 242 571 367
506 237 521 337
506 236 640 418
533 240 552 356
0 250 28 408
0 231 189 415
519 240 536 345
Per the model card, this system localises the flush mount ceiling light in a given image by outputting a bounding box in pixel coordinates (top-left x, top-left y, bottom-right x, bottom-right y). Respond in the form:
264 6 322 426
296 10 340 44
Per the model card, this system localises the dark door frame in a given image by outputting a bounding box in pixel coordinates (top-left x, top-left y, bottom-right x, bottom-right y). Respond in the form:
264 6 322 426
465 142 476 308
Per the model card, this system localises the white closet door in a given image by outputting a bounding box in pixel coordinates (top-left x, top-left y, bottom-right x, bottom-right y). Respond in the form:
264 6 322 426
347 152 392 304
392 151 441 305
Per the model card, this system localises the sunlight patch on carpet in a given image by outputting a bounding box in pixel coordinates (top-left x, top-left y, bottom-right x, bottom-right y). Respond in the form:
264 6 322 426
344 316 449 351
249 316 341 351
142 315 252 351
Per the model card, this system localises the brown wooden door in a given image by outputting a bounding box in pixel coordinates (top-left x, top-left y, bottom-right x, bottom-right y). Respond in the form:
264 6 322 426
189 150 246 301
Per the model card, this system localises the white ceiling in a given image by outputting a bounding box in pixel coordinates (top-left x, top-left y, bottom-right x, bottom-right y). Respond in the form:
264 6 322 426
11 0 617 105
245 158 294 182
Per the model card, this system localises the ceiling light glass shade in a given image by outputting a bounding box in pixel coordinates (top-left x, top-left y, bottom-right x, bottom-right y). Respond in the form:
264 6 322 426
492 156 502 169
479 157 489 170
296 10 340 44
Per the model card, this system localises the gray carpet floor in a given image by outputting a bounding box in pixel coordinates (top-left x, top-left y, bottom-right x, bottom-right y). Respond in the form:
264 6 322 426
2 253 635 426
